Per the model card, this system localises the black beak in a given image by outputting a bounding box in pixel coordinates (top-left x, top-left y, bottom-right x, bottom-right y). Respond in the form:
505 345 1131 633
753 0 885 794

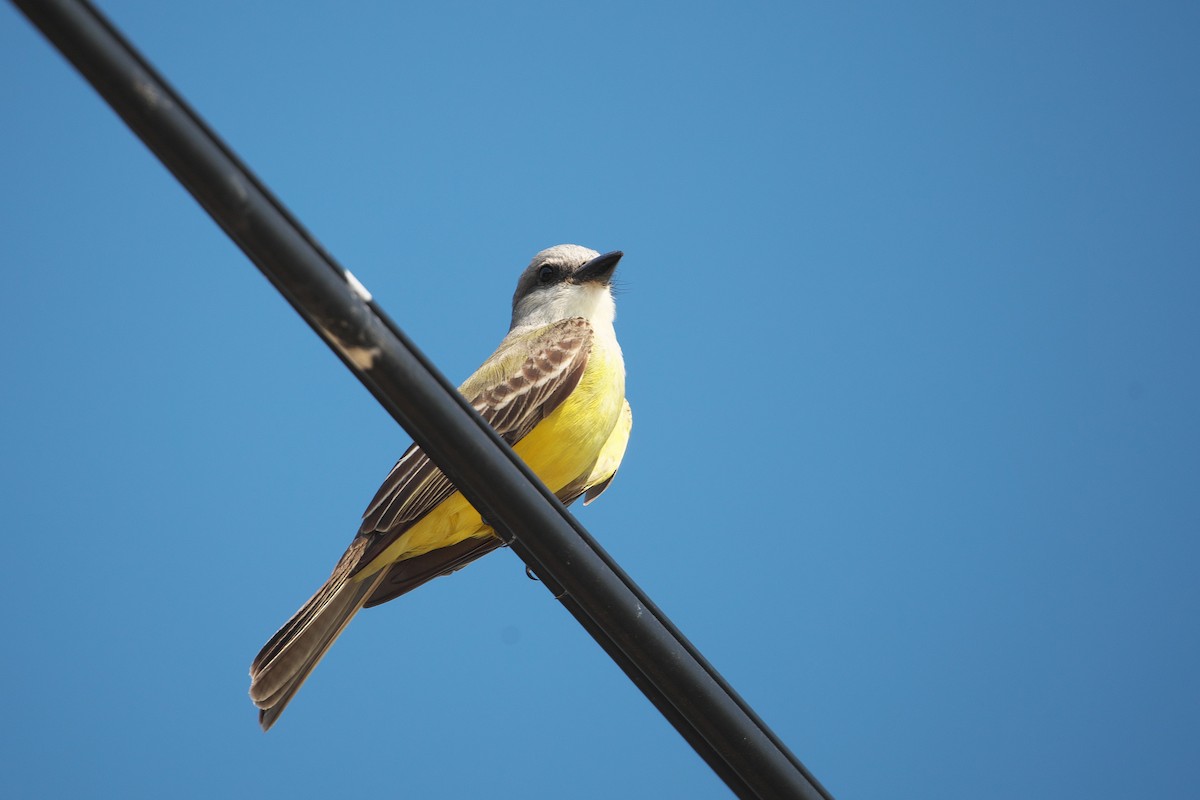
572 250 623 285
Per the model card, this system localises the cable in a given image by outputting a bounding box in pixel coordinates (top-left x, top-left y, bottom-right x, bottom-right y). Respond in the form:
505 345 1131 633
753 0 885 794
11 2 834 797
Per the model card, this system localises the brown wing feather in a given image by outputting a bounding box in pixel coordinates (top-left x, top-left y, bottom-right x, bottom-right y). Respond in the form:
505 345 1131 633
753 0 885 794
364 536 505 608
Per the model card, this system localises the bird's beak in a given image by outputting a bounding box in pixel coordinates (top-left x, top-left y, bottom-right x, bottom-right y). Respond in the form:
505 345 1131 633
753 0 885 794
572 250 623 285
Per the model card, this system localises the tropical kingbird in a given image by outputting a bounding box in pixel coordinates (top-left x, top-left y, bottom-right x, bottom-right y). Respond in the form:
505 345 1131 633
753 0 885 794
249 244 632 729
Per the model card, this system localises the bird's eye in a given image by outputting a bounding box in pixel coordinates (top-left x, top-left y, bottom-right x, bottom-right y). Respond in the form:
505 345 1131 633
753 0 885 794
538 266 556 284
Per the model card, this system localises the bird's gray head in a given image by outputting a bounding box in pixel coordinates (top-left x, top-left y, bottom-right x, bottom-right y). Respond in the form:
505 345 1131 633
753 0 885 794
510 244 623 331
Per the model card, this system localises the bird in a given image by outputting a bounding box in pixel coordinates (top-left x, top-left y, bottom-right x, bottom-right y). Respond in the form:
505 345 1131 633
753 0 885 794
249 244 632 730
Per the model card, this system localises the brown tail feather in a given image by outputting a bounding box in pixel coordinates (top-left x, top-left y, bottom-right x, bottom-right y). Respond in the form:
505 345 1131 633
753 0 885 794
249 540 384 731
249 535 503 728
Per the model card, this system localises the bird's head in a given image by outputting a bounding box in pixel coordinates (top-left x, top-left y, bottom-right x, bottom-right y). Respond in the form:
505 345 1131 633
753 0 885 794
510 244 623 331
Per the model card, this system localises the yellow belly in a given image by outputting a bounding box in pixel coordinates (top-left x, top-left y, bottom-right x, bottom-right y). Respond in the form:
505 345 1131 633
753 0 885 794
359 341 625 572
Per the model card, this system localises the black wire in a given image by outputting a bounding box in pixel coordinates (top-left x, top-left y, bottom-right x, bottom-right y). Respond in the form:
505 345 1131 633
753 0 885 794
11 2 834 798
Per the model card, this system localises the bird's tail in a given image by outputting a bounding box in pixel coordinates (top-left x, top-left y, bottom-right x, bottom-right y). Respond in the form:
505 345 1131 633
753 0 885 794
249 540 383 730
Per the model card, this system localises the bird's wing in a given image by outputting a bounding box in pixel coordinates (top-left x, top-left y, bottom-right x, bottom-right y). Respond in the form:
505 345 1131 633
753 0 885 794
350 317 594 576
361 535 504 608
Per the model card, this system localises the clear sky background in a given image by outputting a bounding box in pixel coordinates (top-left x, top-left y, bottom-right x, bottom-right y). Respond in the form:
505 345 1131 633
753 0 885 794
2 2 1198 798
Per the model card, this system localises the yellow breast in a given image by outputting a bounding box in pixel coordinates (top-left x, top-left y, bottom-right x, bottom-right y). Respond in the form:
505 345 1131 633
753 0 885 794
363 335 625 568
512 339 625 493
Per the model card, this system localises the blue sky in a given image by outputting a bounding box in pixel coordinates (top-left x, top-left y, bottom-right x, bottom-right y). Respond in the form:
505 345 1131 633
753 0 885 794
2 1 1198 797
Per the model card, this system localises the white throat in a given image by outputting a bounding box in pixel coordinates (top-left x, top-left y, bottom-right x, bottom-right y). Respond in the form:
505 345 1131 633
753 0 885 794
511 282 616 333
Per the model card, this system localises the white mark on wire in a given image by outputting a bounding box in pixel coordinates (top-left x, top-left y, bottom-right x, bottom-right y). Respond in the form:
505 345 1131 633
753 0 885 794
312 272 377 369
344 269 373 302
